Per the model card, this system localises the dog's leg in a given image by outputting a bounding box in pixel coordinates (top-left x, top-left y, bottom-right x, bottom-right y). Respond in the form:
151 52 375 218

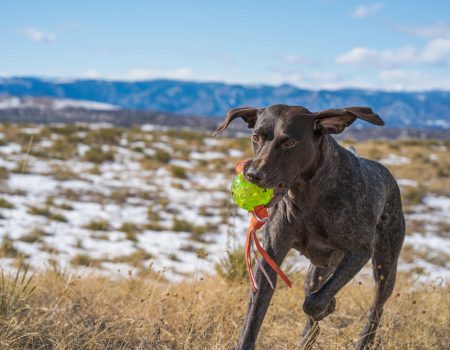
302 247 371 321
357 215 404 349
235 227 292 350
298 264 335 350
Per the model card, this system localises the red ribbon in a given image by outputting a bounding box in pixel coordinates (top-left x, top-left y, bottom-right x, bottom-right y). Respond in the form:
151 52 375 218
236 160 293 292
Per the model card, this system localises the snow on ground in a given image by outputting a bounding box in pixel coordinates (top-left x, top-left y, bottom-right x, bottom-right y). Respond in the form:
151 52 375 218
0 125 449 285
397 178 418 187
380 154 411 165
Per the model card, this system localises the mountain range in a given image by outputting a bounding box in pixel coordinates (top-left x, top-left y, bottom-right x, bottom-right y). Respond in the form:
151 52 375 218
0 77 449 129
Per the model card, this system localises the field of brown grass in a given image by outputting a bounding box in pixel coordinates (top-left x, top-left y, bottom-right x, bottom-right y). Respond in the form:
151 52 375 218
0 124 449 349
0 266 448 350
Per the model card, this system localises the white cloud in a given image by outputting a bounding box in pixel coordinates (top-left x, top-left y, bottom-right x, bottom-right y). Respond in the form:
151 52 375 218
21 27 57 43
127 68 194 80
282 54 314 65
399 22 450 39
351 3 384 18
78 68 196 81
378 69 450 91
83 69 102 79
261 70 376 90
336 38 450 68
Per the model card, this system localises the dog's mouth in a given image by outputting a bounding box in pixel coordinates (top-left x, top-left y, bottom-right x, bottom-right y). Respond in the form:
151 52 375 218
242 162 289 208
266 182 287 208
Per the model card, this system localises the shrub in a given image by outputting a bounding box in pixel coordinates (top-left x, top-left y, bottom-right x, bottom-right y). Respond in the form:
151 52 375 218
215 248 247 283
402 185 427 206
155 149 171 163
86 128 122 145
172 218 193 232
0 265 35 317
19 229 47 243
50 213 67 222
28 206 67 222
84 147 115 164
84 220 110 231
46 138 77 160
0 166 9 181
71 254 92 266
28 206 51 217
0 198 14 209
120 223 140 241
1 234 18 257
147 208 160 221
437 166 449 178
170 166 187 179
112 249 153 265
146 222 164 231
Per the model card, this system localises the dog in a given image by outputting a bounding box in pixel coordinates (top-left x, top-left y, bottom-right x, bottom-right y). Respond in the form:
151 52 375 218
213 105 405 350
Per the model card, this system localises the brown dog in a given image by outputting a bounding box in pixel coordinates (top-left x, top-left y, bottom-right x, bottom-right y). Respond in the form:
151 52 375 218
214 105 405 350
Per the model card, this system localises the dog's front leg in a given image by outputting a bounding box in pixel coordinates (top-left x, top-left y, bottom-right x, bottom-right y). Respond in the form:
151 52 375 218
302 247 371 321
236 226 292 350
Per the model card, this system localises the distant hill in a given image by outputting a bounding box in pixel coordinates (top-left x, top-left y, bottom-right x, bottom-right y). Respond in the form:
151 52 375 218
0 76 449 129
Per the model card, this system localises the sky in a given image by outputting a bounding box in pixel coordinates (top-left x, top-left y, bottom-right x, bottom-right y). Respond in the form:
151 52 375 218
1 0 450 91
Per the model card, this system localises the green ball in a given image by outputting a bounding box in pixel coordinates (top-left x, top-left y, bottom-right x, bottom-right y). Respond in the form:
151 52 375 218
231 173 274 211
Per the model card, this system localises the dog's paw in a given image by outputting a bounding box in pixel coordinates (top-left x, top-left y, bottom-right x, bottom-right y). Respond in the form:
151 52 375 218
303 294 336 321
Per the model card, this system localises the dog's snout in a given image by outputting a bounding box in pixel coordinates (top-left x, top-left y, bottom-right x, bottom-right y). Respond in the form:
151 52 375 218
246 168 266 184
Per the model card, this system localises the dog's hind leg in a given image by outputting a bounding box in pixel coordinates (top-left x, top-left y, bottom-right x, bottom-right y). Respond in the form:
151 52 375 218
357 205 405 349
235 224 293 350
298 264 335 350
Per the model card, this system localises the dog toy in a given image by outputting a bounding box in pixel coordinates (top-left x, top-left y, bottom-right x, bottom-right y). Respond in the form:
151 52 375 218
232 160 292 292
231 173 273 211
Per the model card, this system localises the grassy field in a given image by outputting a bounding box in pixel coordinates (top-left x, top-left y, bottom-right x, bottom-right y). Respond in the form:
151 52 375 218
0 266 448 350
0 123 448 281
0 123 449 349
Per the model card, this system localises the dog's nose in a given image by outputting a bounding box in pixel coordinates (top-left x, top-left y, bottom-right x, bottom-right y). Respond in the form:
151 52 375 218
246 168 265 184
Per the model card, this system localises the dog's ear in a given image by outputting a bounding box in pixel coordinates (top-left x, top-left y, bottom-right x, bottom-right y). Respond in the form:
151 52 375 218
314 107 384 134
213 107 262 136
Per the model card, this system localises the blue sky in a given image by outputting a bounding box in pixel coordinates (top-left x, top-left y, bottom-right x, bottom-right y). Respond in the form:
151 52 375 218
1 0 450 90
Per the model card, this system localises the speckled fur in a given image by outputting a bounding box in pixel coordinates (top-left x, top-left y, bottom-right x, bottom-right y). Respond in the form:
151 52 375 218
214 105 405 350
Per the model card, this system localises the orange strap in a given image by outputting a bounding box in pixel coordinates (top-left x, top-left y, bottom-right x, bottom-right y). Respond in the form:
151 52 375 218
236 160 293 292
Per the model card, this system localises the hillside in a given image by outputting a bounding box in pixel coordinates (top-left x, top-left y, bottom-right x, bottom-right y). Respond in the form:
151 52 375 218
1 77 450 129
0 124 449 284
0 123 449 349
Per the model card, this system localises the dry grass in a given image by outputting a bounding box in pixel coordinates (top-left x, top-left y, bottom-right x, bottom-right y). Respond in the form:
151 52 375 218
0 266 448 350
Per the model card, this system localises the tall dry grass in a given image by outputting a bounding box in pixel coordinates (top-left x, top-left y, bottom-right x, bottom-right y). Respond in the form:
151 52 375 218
0 265 448 349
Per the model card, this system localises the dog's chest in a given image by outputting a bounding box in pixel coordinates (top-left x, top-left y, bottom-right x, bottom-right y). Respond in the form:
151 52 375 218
285 203 346 267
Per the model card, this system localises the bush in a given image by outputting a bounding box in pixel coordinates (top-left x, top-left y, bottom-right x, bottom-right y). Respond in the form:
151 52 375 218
28 206 51 217
86 128 122 145
0 265 35 317
170 166 187 179
84 148 115 164
28 206 67 222
120 223 140 241
0 166 9 181
71 254 92 267
155 149 171 163
172 218 193 232
215 248 247 283
0 234 18 257
402 185 427 205
84 220 110 231
0 198 14 209
19 229 46 243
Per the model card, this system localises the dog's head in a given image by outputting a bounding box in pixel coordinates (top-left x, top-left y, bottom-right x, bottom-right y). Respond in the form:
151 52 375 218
214 104 384 207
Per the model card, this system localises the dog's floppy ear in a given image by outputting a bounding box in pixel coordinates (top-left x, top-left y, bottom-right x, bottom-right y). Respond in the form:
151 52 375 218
314 107 384 134
213 107 262 136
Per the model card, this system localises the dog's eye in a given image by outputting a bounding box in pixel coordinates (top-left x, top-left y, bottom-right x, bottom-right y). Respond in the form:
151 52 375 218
282 140 297 148
252 134 262 144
